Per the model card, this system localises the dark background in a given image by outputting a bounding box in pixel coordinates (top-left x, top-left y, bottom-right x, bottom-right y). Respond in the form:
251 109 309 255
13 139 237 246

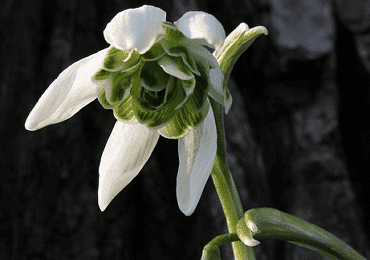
1 0 370 259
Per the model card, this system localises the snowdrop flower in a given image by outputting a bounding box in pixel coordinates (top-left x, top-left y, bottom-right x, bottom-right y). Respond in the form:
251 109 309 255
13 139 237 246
25 5 231 216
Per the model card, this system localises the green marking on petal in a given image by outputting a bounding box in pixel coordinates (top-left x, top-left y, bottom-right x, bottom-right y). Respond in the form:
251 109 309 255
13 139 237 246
106 72 130 104
102 46 142 72
181 78 196 96
94 69 111 82
163 44 200 76
103 46 130 71
185 38 219 70
121 50 142 72
159 35 202 79
159 97 210 138
131 76 188 129
105 60 144 105
133 79 177 128
113 93 137 122
140 61 170 92
98 89 113 109
162 22 186 42
158 55 194 80
142 43 166 61
185 72 210 113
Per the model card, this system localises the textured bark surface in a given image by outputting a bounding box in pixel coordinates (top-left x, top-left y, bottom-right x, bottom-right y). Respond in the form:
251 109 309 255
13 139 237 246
1 0 370 259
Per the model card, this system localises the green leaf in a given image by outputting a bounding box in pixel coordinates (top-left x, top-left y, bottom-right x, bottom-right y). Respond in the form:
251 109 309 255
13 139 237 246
201 245 221 260
201 233 245 260
245 208 366 260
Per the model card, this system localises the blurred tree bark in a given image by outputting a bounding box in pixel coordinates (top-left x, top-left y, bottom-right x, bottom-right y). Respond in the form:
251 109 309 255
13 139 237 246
1 0 370 259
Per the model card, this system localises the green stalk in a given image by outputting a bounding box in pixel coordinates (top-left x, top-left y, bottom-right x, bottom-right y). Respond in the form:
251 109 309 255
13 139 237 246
210 99 255 260
208 22 268 259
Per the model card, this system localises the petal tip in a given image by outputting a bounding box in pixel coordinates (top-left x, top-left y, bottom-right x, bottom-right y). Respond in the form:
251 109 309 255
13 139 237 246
176 106 217 216
245 238 260 247
98 197 108 211
248 25 268 36
24 119 37 131
247 220 259 233
179 204 195 216
24 114 45 131
255 26 268 36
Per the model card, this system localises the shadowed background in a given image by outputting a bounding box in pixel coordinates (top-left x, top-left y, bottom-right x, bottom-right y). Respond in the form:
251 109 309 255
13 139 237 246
1 0 370 259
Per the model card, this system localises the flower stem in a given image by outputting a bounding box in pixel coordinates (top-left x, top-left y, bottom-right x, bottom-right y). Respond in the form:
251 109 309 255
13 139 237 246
210 99 255 260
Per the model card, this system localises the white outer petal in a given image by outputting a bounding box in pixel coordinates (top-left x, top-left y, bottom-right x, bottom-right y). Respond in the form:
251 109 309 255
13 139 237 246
25 48 108 131
176 102 217 215
98 120 160 211
103 5 166 54
175 11 226 52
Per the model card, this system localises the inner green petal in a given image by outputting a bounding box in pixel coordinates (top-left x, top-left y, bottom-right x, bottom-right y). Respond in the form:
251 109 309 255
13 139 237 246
163 44 200 76
103 46 130 71
186 72 210 113
105 61 143 105
133 84 177 128
142 43 166 61
121 50 142 72
160 97 210 138
94 69 111 82
131 76 188 128
98 89 113 109
158 55 194 80
102 46 142 72
162 22 186 43
113 93 137 123
141 61 170 92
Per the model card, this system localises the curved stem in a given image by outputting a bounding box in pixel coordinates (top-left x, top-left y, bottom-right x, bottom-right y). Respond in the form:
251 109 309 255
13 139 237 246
210 99 255 260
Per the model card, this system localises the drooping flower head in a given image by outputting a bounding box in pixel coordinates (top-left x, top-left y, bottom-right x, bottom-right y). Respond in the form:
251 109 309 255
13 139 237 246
94 5 231 138
25 5 231 216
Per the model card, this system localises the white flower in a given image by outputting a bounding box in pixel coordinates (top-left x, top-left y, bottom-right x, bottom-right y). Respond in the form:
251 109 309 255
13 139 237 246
25 5 229 216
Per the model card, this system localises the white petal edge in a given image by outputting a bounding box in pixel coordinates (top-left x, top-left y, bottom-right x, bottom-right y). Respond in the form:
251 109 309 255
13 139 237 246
98 120 160 211
103 5 166 54
158 55 194 80
25 48 109 131
175 11 226 53
176 102 217 215
238 229 260 247
246 219 259 233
